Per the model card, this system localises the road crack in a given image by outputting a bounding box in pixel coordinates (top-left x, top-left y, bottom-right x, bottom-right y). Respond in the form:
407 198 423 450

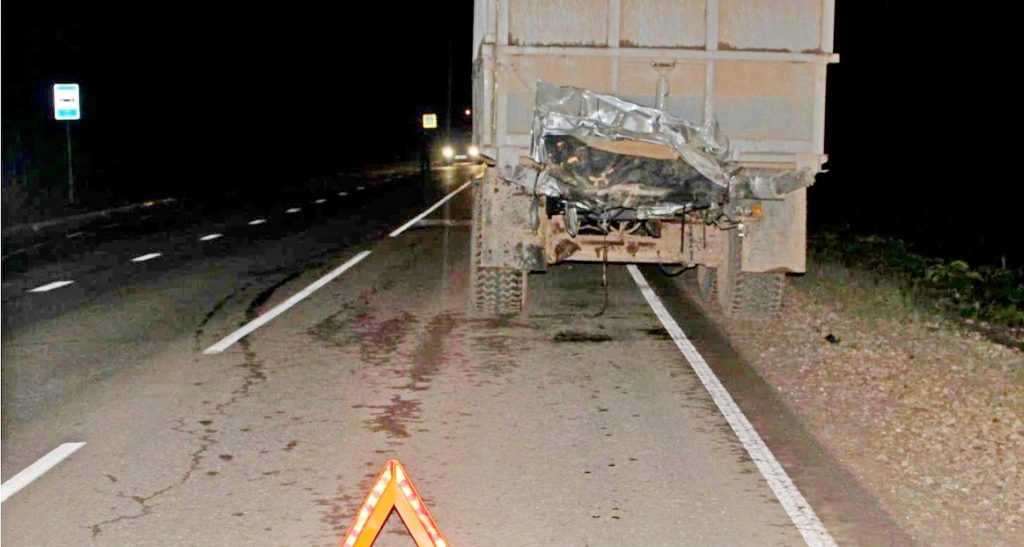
88 484 175 537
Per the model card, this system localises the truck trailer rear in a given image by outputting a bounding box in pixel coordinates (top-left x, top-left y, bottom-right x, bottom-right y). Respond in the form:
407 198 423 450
469 0 837 317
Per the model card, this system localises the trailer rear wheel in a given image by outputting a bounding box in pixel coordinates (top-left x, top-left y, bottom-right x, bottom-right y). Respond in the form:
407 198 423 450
716 230 784 317
471 267 526 315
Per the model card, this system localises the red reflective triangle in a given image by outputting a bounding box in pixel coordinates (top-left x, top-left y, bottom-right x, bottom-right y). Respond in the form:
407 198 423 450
340 460 449 547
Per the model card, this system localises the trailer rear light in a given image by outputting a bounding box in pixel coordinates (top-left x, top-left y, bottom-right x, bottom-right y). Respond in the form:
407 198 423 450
750 203 763 218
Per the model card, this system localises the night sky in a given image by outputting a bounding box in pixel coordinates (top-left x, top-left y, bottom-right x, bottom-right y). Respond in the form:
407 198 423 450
3 2 1021 264
3 2 475 192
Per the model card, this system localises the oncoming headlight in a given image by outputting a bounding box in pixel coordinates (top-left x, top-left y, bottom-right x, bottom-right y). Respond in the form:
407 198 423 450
468 145 480 157
441 145 454 159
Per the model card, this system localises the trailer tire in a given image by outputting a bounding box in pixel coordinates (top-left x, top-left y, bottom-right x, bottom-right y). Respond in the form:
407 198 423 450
716 230 784 317
471 267 526 315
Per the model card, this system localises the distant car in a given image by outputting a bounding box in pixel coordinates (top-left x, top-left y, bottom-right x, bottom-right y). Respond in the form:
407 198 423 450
439 142 481 166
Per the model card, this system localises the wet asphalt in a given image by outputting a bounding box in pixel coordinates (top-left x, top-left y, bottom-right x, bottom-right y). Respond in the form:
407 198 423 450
1 165 908 545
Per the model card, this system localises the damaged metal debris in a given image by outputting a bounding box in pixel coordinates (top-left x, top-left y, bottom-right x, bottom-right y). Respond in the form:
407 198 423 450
503 81 815 223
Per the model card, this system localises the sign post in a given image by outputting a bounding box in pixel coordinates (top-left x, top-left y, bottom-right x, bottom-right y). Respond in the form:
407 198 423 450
53 84 81 204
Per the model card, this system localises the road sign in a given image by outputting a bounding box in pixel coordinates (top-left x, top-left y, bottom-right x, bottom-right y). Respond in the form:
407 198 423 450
53 84 81 121
422 113 438 130
340 460 449 547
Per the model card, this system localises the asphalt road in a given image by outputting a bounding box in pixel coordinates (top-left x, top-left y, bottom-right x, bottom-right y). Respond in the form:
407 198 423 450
1 165 907 545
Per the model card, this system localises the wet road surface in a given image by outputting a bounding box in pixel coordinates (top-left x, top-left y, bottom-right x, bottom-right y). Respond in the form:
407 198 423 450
2 165 906 545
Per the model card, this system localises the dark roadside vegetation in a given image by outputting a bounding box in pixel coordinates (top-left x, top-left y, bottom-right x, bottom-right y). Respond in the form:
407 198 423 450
802 228 1024 349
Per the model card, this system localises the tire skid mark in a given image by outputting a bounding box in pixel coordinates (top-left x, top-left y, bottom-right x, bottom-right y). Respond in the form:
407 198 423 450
90 276 284 537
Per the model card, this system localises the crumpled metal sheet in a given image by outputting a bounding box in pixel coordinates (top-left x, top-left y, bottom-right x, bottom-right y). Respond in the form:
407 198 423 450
510 81 814 218
531 81 732 188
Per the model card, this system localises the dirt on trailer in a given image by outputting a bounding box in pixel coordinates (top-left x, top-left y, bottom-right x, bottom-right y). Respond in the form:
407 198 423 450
690 265 1024 545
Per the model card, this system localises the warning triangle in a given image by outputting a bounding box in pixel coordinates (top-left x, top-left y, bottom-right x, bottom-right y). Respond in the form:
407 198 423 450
340 459 449 547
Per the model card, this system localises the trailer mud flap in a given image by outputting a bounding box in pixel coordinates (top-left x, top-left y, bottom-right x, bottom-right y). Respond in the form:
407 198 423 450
741 188 806 273
477 169 545 271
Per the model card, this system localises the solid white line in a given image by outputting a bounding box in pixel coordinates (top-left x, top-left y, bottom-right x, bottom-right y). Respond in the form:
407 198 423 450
199 233 223 242
626 265 836 547
248 219 267 225
29 280 75 293
314 198 327 204
131 252 162 263
286 207 301 214
389 179 473 237
203 250 372 354
1 442 86 503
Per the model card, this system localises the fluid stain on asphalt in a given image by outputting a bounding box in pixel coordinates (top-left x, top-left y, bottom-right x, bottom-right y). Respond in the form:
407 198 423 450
553 330 613 343
308 304 366 348
354 395 422 438
406 313 457 389
355 311 418 367
470 333 519 376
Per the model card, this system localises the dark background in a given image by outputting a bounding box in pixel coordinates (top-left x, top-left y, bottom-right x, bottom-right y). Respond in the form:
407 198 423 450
3 2 475 203
3 2 1021 264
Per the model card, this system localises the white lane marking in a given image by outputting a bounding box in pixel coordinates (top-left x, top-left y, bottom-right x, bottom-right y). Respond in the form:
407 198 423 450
389 179 473 237
1 442 86 503
314 198 327 204
248 219 267 225
29 280 75 293
286 207 302 214
199 233 223 242
627 265 836 547
131 252 162 263
203 250 372 354
357 186 366 191
66 231 86 239
338 192 348 197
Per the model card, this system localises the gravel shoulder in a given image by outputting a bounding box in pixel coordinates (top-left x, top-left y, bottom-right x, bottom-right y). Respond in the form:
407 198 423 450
690 263 1024 546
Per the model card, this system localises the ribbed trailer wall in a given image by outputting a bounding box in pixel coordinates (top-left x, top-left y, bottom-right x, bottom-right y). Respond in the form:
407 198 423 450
471 0 838 275
472 0 837 171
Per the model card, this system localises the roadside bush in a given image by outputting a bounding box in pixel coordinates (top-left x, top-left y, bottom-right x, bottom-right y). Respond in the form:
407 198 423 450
808 230 1024 327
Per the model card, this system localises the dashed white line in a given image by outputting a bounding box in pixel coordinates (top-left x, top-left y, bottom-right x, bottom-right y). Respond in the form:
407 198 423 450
338 192 348 197
286 207 302 214
248 219 267 226
29 280 75 293
65 231 86 239
357 186 366 191
199 233 223 242
203 250 372 354
1 442 86 503
131 252 162 263
389 179 473 237
627 265 836 547
314 198 327 204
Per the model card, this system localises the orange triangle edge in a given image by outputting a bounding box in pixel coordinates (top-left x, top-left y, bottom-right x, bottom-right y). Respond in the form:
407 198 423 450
340 459 449 547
